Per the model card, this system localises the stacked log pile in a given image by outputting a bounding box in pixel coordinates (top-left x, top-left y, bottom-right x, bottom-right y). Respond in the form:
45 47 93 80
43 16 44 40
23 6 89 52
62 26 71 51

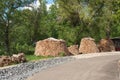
68 45 79 55
35 38 70 56
12 53 27 63
79 37 99 54
98 39 115 52
0 53 27 67
0 56 12 67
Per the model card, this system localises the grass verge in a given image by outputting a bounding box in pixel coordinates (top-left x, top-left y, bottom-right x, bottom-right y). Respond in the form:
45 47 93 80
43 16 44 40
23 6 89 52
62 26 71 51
26 55 54 61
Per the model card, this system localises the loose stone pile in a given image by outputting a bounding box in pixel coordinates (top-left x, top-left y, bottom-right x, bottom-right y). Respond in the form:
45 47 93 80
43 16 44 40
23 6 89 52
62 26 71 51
0 56 75 80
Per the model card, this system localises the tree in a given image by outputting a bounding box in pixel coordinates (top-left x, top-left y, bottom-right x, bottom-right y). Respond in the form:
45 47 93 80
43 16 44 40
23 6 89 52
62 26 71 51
56 0 81 26
87 0 120 39
111 0 120 37
56 0 120 42
0 0 34 55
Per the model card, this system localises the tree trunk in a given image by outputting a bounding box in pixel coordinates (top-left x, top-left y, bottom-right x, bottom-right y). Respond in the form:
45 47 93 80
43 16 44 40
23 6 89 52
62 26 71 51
5 22 10 55
106 29 110 39
105 25 111 39
32 19 39 43
32 11 41 43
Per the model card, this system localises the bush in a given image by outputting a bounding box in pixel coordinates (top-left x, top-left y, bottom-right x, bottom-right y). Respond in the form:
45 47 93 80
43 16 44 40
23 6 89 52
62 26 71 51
26 55 54 61
11 43 34 55
58 52 66 57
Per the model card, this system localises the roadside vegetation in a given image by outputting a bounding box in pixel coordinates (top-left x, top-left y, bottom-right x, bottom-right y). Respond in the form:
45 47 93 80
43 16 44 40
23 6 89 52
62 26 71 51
0 0 120 56
26 55 54 61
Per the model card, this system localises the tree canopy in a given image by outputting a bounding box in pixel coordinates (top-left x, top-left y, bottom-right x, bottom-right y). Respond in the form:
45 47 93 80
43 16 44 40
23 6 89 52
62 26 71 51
0 0 120 55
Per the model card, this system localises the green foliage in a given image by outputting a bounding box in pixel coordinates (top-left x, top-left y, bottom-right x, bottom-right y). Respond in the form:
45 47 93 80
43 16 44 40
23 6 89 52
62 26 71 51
12 43 34 55
26 55 54 61
58 52 66 57
0 0 120 56
0 0 34 55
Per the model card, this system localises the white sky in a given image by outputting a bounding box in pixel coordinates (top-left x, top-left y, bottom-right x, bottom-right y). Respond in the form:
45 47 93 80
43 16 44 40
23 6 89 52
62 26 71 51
24 0 53 10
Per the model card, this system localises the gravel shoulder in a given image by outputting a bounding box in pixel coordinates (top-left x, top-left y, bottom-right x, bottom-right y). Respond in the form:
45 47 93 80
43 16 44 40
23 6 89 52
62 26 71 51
0 56 75 80
0 52 120 80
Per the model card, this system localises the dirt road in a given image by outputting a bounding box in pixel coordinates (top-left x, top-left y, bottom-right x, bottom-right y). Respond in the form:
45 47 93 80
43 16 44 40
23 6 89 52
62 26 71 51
27 53 120 80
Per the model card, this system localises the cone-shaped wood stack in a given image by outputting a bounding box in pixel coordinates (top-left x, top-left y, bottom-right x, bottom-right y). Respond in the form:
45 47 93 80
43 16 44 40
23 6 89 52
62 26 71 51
79 37 99 54
98 39 115 52
35 38 70 56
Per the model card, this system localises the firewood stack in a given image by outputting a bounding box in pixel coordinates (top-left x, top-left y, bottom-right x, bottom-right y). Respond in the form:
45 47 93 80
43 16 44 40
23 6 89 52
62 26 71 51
79 37 99 54
98 39 115 52
0 53 27 67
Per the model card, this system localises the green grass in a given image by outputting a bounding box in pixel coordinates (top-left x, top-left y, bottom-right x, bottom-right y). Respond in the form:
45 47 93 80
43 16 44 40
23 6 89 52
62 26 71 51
26 55 54 61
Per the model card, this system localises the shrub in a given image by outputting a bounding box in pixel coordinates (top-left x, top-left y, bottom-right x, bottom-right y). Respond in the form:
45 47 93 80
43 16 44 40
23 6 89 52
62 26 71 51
58 52 66 57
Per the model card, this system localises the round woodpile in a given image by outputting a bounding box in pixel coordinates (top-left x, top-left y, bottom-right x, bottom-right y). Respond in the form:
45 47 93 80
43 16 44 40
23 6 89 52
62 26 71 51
98 39 115 52
0 56 12 67
0 53 27 67
11 53 27 63
68 45 79 55
79 37 99 54
34 38 70 56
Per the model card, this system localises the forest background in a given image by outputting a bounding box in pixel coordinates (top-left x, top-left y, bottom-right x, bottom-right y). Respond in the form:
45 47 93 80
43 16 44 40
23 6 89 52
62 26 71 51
0 0 120 55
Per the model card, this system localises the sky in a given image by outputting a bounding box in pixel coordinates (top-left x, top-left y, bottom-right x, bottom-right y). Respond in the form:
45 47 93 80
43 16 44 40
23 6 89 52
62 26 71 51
47 0 54 4
24 0 54 10
34 0 54 10
46 0 54 10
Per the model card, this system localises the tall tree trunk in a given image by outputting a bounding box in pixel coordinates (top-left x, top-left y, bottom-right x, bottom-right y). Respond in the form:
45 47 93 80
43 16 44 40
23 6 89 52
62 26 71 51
105 25 111 39
106 29 110 39
32 19 39 43
32 11 41 43
5 22 10 55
